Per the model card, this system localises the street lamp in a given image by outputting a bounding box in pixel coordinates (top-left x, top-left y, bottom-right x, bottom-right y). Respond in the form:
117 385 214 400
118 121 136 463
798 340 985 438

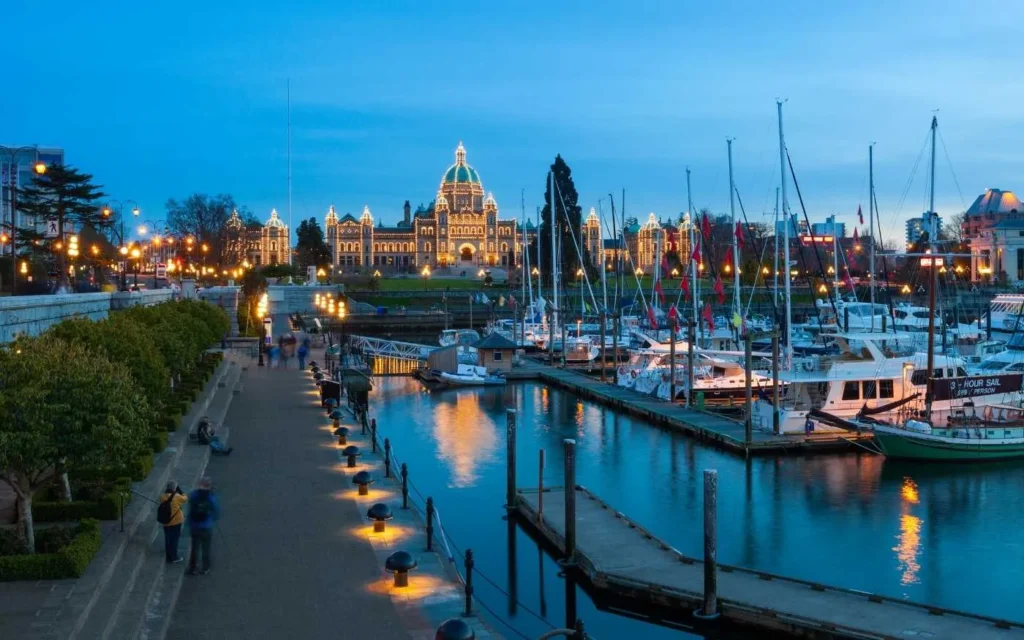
1 146 46 293
130 246 141 289
256 292 269 367
103 200 140 291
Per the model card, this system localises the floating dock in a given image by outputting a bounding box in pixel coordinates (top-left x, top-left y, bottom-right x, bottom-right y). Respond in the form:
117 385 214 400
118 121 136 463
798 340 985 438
514 486 1024 639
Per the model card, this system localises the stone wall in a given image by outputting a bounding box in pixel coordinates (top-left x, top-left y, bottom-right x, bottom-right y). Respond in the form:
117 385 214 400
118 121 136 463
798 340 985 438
0 289 174 344
199 284 343 336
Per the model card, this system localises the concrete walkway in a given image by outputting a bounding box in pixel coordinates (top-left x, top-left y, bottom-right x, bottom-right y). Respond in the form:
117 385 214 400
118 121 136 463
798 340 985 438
166 357 409 639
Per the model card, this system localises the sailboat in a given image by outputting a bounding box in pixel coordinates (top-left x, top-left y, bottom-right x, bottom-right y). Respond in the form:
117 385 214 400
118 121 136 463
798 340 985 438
860 117 1024 460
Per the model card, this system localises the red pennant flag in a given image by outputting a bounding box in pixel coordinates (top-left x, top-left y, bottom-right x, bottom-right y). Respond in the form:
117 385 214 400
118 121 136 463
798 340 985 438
857 205 864 225
654 279 665 305
853 227 859 241
701 212 712 240
702 302 715 331
647 304 658 329
680 274 690 298
691 243 701 264
735 222 745 250
724 251 733 268
844 273 856 290
667 304 679 327
713 276 725 304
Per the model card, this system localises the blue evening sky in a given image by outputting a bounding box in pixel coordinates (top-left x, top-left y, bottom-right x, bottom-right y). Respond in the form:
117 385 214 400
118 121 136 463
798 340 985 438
6 1 1023 244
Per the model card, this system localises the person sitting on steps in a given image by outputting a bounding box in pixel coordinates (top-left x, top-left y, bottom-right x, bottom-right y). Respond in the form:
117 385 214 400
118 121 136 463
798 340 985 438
195 417 233 456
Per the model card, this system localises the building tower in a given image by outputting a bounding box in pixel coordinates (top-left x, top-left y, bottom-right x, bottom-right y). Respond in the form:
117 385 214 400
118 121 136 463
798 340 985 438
324 204 339 267
360 205 374 268
262 209 290 265
584 207 602 268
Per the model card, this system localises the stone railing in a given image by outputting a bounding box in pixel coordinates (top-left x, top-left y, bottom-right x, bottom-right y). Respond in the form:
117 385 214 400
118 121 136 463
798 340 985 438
0 289 174 344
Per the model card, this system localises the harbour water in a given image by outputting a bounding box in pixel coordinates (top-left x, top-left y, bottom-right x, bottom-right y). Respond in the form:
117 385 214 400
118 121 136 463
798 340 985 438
369 377 1024 639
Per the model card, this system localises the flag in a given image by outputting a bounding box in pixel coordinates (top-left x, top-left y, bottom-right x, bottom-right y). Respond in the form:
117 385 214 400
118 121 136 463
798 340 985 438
853 227 859 241
702 303 715 331
509 294 517 306
654 279 665 305
735 222 745 251
844 273 856 290
691 243 701 264
701 212 712 240
667 304 679 327
732 312 743 329
857 205 864 225
647 304 658 329
680 275 690 298
481 294 490 305
713 276 725 304
498 296 506 307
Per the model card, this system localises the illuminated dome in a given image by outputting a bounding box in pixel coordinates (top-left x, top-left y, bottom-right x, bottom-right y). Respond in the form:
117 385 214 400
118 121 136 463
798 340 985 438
360 205 373 224
325 204 338 226
441 142 482 186
967 189 1024 216
265 208 287 229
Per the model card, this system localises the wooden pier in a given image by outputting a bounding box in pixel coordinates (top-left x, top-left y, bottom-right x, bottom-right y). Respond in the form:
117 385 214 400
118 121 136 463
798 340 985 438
514 486 1024 639
524 362 870 454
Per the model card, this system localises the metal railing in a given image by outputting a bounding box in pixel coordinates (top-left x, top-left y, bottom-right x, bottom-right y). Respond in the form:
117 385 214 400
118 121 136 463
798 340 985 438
348 334 433 362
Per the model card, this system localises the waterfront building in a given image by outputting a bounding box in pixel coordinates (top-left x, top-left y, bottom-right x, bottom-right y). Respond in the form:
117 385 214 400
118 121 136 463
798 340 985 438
1 145 65 241
810 215 846 238
963 188 1024 282
905 211 942 246
223 208 292 267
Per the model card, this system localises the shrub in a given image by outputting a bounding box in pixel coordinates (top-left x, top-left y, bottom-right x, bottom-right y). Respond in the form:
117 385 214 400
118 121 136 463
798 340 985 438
149 430 169 453
125 454 154 482
34 478 130 522
163 413 182 432
0 519 102 581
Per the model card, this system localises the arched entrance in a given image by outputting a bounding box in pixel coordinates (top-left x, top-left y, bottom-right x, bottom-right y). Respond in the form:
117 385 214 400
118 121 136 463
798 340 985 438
459 244 475 263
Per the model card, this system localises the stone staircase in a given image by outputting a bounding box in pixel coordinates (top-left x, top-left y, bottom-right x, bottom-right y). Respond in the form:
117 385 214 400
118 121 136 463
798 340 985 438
33 355 244 640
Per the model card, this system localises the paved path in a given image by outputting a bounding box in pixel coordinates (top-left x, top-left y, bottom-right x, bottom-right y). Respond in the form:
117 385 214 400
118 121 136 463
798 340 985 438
166 356 409 640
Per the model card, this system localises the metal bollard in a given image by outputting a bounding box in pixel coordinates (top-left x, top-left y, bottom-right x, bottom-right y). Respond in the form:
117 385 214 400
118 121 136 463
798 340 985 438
463 549 475 617
401 463 409 509
426 497 434 551
384 438 392 478
371 420 378 453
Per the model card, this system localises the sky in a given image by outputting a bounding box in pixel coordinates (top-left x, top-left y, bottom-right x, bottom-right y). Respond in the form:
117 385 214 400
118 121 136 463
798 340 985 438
6 1 1024 245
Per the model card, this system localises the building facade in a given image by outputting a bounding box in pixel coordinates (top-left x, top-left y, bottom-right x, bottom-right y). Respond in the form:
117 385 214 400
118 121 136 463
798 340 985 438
2 145 65 255
223 208 291 267
963 188 1024 282
905 211 942 246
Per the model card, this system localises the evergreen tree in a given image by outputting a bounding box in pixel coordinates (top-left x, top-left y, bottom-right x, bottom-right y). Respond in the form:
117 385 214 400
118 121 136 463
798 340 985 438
294 217 331 272
17 164 106 290
539 155 585 283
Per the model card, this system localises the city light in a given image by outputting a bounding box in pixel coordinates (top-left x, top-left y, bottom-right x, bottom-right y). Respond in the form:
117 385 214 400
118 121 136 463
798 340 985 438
119 246 129 256
421 266 430 278
20 260 28 274
33 162 46 175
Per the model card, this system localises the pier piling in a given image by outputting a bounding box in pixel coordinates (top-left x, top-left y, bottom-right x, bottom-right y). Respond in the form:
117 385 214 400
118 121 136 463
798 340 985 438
401 463 409 509
463 549 475 617
371 419 378 453
564 438 577 564
538 449 545 523
696 469 719 620
426 497 435 551
506 409 518 509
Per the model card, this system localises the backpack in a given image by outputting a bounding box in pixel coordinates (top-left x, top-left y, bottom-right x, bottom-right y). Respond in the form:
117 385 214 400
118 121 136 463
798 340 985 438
190 494 212 523
156 495 173 525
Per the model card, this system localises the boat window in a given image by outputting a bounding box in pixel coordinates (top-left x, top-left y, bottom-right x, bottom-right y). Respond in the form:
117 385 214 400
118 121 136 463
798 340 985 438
1007 363 1024 372
911 370 928 386
862 380 877 399
957 367 967 377
913 311 931 319
879 380 894 398
934 369 944 379
979 360 1009 370
842 381 860 401
894 310 907 319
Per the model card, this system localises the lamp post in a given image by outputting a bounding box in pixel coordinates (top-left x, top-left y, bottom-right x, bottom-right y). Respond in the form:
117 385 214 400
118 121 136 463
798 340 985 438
102 200 140 291
256 292 269 367
1 146 46 294
130 246 141 289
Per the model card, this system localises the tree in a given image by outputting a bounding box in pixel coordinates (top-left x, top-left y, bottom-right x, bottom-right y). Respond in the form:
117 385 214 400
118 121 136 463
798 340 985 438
942 211 966 245
539 155 585 281
294 217 331 273
166 194 246 266
0 337 149 553
16 164 107 291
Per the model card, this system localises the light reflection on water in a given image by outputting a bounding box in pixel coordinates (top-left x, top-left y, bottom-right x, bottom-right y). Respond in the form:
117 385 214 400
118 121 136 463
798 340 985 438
370 378 1024 638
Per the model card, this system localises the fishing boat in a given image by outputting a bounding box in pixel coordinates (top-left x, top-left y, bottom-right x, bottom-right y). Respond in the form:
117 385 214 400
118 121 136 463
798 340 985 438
438 363 506 387
869 407 1024 460
654 355 779 405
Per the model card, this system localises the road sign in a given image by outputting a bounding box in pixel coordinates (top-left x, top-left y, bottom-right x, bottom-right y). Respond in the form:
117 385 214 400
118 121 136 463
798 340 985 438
45 220 59 238
263 318 273 345
155 263 167 279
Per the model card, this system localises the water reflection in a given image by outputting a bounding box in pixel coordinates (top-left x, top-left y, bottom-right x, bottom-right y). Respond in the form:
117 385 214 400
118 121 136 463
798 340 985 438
430 388 500 487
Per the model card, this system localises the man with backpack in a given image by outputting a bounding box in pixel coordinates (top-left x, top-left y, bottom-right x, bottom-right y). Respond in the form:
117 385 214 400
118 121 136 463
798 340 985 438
186 477 220 575
157 481 188 563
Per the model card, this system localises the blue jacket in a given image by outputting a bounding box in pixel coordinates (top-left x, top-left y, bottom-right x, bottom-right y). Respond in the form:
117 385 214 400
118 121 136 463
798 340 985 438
187 489 220 529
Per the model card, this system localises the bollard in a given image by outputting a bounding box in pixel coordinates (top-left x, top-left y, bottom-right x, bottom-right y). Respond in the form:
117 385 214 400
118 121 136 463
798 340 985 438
537 449 545 523
435 619 475 640
371 420 378 453
694 469 719 620
426 497 435 551
563 438 577 564
384 438 392 478
573 619 586 639
505 409 518 509
463 549 475 617
401 463 409 509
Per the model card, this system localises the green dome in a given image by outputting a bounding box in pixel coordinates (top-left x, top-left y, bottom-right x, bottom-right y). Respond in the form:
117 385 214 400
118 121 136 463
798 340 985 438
443 164 480 184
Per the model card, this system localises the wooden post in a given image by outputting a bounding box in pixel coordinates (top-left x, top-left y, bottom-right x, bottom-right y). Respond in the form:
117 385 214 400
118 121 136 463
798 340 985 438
697 469 719 619
599 311 607 383
506 408 517 509
744 331 753 446
426 497 435 551
669 323 677 402
772 329 781 435
463 549 475 617
563 438 577 564
537 448 545 523
687 320 695 408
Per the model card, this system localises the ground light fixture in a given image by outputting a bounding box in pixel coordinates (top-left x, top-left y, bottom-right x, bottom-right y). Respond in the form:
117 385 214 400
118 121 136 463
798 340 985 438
308 360 318 370
334 426 350 445
313 371 325 382
367 503 393 533
435 618 475 640
384 550 417 588
344 446 362 469
352 470 373 494
330 408 343 428
324 397 338 414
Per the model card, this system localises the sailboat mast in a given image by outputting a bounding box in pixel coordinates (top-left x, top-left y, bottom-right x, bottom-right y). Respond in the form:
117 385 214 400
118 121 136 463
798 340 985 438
925 115 939 418
687 168 698 324
833 227 839 307
599 202 608 313
287 78 292 263
521 189 529 311
728 138 739 319
550 171 559 331
773 187 780 305
777 101 793 370
869 144 876 330
536 206 542 303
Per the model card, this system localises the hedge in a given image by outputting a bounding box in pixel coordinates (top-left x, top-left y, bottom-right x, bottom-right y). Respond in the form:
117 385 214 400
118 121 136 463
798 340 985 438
125 454 154 482
163 413 182 432
0 519 102 581
149 430 169 453
33 478 131 522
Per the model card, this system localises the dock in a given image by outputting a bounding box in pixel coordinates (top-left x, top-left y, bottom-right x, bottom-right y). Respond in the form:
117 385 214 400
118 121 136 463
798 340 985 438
515 486 1024 639
520 362 870 454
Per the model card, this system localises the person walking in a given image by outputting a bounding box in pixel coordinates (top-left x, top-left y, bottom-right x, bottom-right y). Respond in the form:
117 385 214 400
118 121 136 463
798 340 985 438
158 481 188 563
186 477 220 575
297 339 309 370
